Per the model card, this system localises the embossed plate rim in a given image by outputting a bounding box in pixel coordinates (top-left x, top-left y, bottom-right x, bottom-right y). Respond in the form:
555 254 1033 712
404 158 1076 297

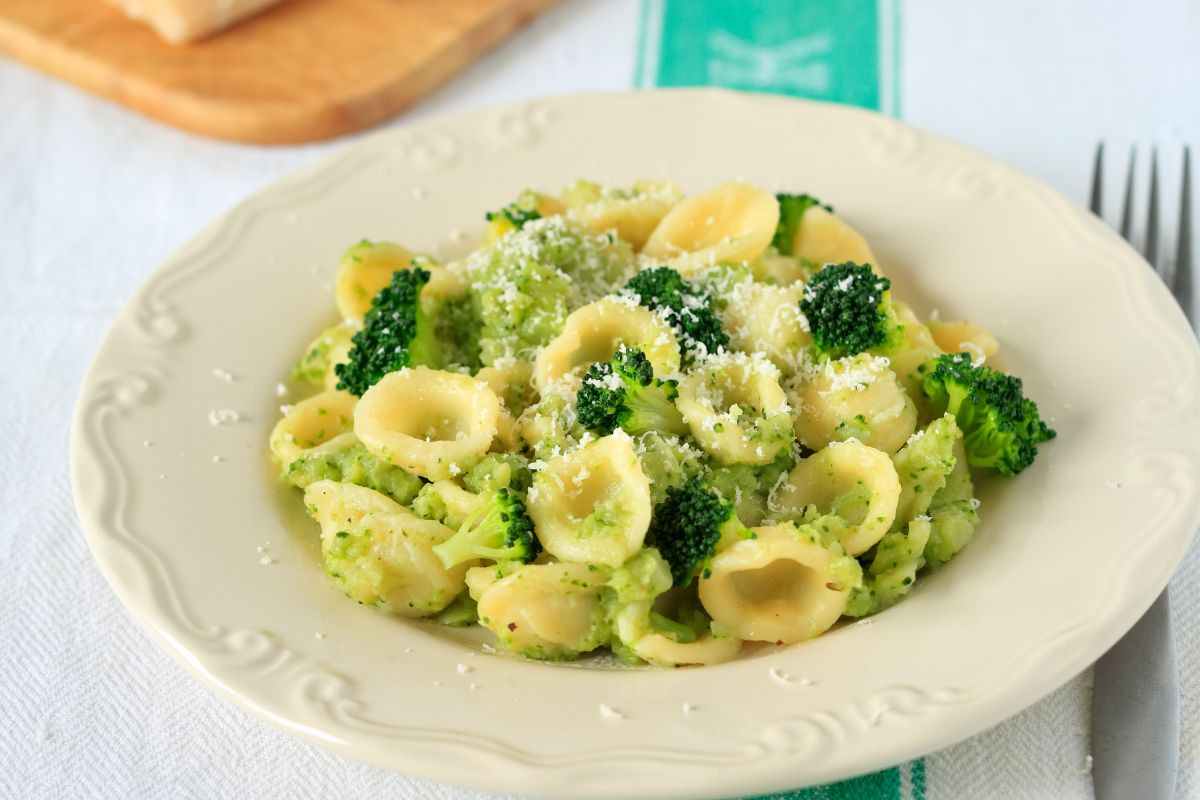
70 89 1200 799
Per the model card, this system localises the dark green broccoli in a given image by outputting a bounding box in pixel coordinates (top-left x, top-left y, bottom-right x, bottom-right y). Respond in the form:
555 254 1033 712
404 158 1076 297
432 488 540 568
918 353 1056 476
649 477 754 586
624 267 729 363
576 346 688 437
334 267 438 396
799 262 903 358
772 193 831 255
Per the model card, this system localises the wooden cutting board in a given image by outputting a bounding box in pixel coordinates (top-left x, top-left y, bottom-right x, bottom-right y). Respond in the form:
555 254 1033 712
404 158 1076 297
0 0 558 144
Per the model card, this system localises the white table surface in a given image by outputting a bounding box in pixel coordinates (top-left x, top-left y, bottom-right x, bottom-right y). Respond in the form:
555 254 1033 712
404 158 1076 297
2 1 1198 798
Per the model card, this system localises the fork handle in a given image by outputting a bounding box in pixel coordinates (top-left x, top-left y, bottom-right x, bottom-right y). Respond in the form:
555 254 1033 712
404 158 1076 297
1091 590 1179 799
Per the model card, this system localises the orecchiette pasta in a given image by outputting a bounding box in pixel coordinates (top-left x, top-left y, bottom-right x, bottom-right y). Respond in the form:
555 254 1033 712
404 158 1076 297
642 182 779 272
787 354 917 454
468 562 610 659
721 280 812 375
699 523 860 644
354 367 501 481
888 300 945 394
562 179 683 250
631 631 743 666
293 322 357 389
335 241 464 323
276 176 1042 668
533 296 680 391
527 432 652 566
304 480 468 616
269 389 357 466
772 439 902 555
304 478 405 532
477 359 537 452
929 319 1000 364
787 206 879 271
676 353 793 465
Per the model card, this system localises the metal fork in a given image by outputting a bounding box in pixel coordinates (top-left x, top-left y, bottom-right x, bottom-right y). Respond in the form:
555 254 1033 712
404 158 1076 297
1089 143 1193 800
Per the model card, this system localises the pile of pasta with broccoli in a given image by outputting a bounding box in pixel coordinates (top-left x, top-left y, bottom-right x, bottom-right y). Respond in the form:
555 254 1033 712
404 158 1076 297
269 180 1055 667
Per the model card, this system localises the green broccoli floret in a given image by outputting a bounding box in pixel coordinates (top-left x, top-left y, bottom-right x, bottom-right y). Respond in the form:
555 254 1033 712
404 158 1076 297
772 193 831 255
334 267 438 396
432 488 540 568
650 477 754 586
624 267 729 363
576 346 688 437
800 262 904 358
918 353 1056 476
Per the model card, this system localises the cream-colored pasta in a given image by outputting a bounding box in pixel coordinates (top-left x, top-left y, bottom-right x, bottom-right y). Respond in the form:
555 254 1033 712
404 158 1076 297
469 562 610 659
642 182 780 272
631 632 743 666
354 367 500 481
772 440 902 555
888 301 944 394
787 206 879 271
533 297 681 391
269 389 357 466
418 480 485 529
562 179 683 250
676 352 793 465
721 280 812 375
752 250 808 285
527 432 652 567
334 240 464 323
476 359 537 416
333 509 468 616
304 478 405 533
929 319 999 364
787 354 917 453
293 322 357 390
699 523 858 644
477 359 537 451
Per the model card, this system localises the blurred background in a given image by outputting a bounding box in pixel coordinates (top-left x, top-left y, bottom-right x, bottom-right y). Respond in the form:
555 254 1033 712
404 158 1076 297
1 1 1198 799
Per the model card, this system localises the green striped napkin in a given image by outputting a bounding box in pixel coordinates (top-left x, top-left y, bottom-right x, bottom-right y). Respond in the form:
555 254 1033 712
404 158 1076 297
634 2 915 797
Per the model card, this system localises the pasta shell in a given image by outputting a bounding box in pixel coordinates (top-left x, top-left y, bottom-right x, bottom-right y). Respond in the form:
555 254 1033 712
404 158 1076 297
533 297 680 391
469 562 610 659
772 440 902 555
699 523 855 644
334 241 462 323
643 182 780 272
789 206 879 271
788 354 917 454
676 353 793 465
527 432 652 567
354 367 500 481
929 320 999 364
631 632 743 667
563 179 684 250
269 390 357 466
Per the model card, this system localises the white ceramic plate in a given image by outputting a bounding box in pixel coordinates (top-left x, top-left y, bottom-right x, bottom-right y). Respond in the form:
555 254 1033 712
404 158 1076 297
71 90 1200 799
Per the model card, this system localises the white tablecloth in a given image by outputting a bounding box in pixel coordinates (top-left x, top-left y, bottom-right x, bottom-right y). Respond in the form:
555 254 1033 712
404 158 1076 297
2 1 1198 798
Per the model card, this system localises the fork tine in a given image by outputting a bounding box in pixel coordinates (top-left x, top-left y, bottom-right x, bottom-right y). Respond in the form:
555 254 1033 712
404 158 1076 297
1090 142 1105 215
1176 146 1194 324
1120 146 1137 240
1147 147 1161 273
